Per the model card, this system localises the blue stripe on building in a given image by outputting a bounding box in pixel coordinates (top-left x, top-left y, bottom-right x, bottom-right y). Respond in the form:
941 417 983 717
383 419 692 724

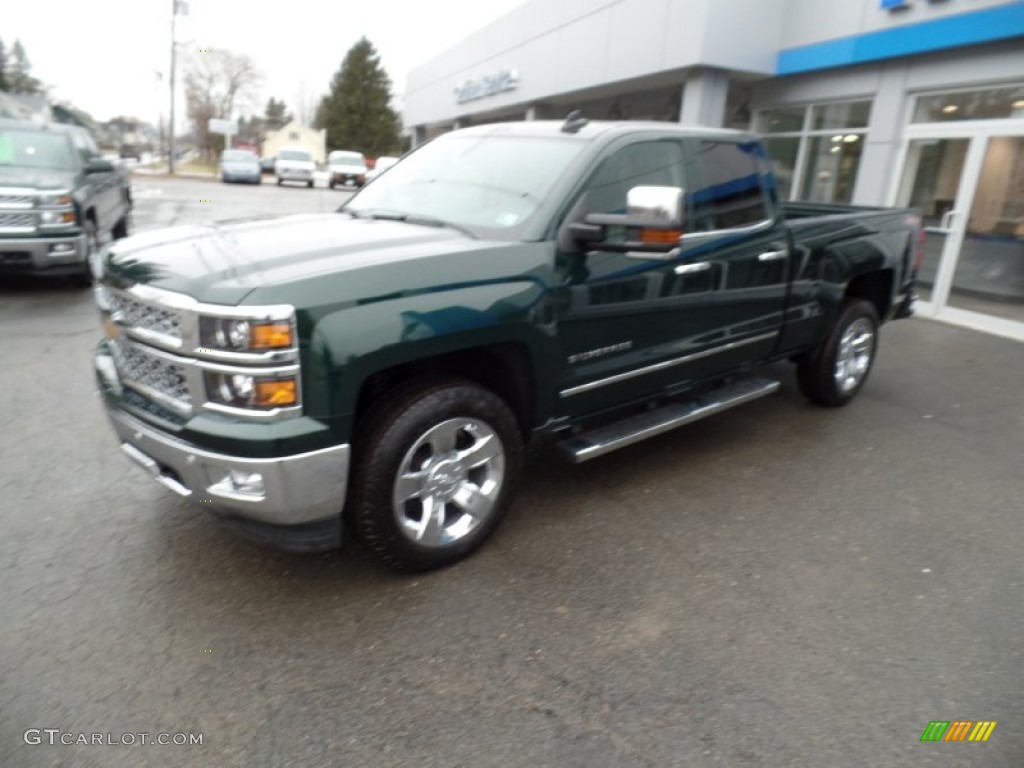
777 2 1024 75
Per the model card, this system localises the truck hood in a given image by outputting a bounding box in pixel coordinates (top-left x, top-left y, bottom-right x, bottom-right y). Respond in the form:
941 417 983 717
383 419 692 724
101 213 535 306
0 166 77 190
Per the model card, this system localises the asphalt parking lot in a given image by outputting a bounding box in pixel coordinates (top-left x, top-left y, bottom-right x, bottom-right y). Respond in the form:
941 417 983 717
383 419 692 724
1 175 1022 767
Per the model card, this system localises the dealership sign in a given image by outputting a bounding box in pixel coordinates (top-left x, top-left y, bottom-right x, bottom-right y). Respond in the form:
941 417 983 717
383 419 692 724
454 68 519 104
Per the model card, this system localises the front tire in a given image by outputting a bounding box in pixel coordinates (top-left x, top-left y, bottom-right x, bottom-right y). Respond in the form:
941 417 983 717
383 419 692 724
70 220 100 287
351 378 523 571
797 299 879 407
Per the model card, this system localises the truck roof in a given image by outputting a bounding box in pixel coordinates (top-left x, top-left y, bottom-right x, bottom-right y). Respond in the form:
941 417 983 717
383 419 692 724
452 119 752 143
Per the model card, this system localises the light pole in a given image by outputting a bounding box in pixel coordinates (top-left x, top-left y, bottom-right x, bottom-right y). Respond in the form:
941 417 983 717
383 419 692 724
169 0 188 174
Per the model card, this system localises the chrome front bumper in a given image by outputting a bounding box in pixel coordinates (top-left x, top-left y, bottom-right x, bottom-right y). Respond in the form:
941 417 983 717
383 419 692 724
106 407 350 527
0 232 87 271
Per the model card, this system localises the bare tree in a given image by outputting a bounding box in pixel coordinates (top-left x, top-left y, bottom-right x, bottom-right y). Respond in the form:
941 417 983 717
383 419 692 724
184 49 262 161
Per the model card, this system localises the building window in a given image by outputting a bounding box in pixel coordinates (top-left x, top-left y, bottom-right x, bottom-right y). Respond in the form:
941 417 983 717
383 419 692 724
755 100 871 203
912 84 1024 123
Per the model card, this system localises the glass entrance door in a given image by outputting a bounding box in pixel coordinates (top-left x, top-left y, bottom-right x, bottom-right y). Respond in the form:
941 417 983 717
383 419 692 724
947 136 1024 324
894 138 970 305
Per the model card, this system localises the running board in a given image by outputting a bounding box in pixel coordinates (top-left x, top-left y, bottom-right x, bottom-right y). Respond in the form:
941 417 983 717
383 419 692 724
558 377 781 464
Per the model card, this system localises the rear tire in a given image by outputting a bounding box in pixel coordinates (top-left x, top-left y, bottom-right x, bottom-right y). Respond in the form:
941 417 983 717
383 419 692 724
350 377 523 572
796 299 879 407
276 177 283 186
307 179 314 188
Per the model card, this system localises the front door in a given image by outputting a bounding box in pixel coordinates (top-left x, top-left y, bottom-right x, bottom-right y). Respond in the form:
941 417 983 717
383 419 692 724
894 125 1024 333
554 136 789 418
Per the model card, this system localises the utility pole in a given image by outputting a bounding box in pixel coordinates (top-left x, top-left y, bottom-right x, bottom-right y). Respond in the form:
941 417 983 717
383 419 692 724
169 0 188 174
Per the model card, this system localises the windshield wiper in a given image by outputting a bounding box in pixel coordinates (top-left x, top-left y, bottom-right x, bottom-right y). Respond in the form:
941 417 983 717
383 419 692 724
343 208 477 239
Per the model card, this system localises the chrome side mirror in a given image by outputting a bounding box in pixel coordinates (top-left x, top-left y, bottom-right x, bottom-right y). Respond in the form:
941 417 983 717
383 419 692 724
626 186 684 228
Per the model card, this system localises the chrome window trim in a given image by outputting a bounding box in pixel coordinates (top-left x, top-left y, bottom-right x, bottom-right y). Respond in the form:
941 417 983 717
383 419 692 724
681 218 774 244
560 331 778 398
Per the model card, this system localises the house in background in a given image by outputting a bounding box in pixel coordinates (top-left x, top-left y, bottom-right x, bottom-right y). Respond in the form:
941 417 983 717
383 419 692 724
262 121 326 164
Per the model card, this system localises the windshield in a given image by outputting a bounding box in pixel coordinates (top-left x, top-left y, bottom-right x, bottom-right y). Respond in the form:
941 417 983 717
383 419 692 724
344 134 585 238
0 130 78 171
279 150 311 162
222 150 256 162
330 152 364 166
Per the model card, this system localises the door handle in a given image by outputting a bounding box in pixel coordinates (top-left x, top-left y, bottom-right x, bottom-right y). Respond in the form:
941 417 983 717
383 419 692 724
938 209 962 231
758 250 787 262
674 261 711 275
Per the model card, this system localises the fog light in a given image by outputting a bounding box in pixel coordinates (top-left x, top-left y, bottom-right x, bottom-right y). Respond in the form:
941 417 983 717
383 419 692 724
209 469 265 499
228 470 264 494
50 242 76 254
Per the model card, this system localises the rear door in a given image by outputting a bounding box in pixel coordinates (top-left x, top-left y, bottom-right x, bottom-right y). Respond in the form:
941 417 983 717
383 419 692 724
676 138 791 374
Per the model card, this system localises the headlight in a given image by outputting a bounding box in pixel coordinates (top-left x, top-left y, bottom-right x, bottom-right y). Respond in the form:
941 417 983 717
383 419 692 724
37 190 74 208
205 372 298 409
201 317 295 352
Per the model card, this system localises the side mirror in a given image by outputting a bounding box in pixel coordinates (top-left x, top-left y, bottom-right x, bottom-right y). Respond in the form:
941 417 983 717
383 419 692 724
86 157 115 174
571 185 685 258
626 185 684 227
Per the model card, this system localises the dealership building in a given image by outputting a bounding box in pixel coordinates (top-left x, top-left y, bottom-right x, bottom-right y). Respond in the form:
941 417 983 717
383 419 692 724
404 0 1024 340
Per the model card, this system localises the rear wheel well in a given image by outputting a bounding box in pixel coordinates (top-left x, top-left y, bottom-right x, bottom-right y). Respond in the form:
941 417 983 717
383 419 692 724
845 270 893 321
355 344 536 438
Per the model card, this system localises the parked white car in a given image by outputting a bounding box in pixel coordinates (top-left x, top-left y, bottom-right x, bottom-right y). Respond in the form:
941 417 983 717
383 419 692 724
364 155 399 183
275 147 316 188
328 150 367 188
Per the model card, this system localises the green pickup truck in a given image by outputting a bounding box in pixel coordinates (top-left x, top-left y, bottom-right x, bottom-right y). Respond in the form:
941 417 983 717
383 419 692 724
0 118 132 283
92 118 920 570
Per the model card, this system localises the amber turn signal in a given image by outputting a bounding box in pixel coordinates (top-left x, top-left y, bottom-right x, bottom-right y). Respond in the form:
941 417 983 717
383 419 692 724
250 322 294 349
639 228 683 244
254 379 297 406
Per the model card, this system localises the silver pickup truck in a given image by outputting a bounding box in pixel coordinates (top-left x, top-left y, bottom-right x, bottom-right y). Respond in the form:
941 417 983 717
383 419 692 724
0 118 132 285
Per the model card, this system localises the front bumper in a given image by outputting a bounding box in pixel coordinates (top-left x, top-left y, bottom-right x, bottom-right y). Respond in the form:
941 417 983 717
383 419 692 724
277 168 314 181
104 404 350 530
0 232 87 275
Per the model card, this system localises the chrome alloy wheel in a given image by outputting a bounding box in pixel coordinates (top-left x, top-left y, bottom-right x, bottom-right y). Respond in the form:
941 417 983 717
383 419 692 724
834 317 875 394
392 418 506 548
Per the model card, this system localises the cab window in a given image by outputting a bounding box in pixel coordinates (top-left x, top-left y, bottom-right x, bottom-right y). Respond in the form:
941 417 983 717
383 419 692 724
691 140 770 231
584 140 686 216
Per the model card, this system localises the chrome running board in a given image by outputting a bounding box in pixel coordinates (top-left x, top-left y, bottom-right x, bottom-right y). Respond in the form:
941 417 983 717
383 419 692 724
558 377 781 463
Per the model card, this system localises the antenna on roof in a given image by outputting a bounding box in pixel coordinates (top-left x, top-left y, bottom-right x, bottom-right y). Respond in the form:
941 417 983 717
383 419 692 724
561 110 588 134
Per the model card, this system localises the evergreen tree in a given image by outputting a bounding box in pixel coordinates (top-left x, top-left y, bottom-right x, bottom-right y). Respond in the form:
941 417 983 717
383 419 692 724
319 38 400 156
0 40 9 92
7 40 44 94
263 97 291 130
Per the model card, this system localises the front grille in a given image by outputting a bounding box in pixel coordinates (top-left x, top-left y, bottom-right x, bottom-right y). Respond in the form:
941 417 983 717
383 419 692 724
111 336 190 408
0 212 35 229
0 194 34 208
109 291 183 341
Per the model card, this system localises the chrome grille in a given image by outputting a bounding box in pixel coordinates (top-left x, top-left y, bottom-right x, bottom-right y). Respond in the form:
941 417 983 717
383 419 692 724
111 336 190 408
110 291 183 340
0 194 34 208
0 212 35 229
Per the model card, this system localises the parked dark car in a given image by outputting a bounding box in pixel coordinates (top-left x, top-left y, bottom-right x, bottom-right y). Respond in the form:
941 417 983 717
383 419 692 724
92 119 920 570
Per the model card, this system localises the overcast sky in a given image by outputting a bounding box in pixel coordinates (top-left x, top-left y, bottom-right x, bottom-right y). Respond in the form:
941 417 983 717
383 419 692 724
7 0 528 127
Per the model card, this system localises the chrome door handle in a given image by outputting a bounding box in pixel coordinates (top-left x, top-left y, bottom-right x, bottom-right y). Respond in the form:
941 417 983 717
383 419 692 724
938 209 962 231
674 261 711 275
758 250 787 262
